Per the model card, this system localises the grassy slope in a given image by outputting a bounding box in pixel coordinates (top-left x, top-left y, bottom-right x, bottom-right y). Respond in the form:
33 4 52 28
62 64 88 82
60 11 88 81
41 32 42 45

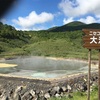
0 22 99 59
22 30 98 59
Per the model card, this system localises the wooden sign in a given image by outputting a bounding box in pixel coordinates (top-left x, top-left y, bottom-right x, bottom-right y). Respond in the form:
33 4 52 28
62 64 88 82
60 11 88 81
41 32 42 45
82 29 100 49
82 29 100 100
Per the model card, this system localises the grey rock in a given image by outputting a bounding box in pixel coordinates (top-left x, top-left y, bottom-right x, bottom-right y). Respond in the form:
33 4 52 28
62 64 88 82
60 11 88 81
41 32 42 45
13 94 21 100
83 78 87 82
22 93 33 100
55 93 61 98
1 96 9 100
29 90 36 97
38 90 44 98
50 89 56 96
53 86 60 93
21 91 32 100
35 90 40 95
0 90 9 100
15 86 23 93
44 93 50 99
82 84 87 91
0 90 6 98
60 92 64 97
90 80 93 85
61 86 67 92
32 95 38 100
67 85 71 90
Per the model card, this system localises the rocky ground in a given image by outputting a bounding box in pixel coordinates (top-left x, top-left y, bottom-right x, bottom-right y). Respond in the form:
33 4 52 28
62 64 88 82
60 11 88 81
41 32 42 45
0 57 98 100
0 72 98 100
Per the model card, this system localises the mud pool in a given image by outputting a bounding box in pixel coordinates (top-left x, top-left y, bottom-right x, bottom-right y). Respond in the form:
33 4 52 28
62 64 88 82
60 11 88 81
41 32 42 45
0 56 97 78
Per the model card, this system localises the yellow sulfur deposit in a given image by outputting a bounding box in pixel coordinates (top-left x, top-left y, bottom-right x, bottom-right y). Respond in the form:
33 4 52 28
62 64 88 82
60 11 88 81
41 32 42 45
0 63 17 68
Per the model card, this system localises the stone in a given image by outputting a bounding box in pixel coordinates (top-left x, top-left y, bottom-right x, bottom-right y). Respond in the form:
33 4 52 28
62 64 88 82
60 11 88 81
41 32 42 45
44 93 50 99
95 76 98 80
8 89 14 99
50 89 56 96
55 93 60 98
33 95 38 100
78 83 87 92
35 90 40 95
1 96 9 100
83 78 87 82
59 87 63 93
38 90 44 97
21 92 33 100
90 80 93 85
79 85 84 91
15 86 23 93
61 86 67 92
0 91 2 97
29 90 35 97
13 94 21 100
60 92 64 97
0 90 5 98
91 77 95 81
53 86 60 93
0 90 10 100
82 84 87 91
67 85 72 90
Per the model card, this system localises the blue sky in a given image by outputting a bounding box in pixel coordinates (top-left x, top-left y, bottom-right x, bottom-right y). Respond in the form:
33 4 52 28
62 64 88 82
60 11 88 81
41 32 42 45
1 0 100 30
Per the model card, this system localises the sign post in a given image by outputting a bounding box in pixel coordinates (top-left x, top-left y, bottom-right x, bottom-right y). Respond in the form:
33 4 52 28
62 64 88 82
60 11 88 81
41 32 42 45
99 49 100 100
82 29 100 100
88 49 91 100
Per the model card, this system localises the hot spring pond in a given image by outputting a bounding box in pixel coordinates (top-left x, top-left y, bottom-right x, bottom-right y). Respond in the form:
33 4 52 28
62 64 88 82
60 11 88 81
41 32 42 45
0 56 96 79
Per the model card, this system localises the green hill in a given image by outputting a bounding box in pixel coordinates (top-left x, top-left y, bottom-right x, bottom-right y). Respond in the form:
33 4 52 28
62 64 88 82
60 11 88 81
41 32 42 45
0 22 31 57
66 21 85 26
48 21 100 32
0 21 99 59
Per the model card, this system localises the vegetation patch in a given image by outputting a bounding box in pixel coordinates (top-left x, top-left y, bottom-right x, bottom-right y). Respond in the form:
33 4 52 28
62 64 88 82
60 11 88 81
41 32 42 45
0 22 99 59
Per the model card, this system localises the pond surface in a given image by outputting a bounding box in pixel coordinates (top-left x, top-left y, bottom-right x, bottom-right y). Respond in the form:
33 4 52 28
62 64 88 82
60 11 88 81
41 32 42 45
0 56 94 78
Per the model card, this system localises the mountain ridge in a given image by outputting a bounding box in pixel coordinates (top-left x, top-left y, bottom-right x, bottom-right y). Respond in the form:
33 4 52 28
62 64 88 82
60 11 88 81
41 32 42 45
48 21 100 32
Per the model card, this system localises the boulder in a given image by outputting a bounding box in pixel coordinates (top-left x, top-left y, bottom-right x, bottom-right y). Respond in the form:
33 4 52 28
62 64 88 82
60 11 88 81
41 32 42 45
55 93 61 98
61 86 67 92
29 90 36 97
44 93 50 99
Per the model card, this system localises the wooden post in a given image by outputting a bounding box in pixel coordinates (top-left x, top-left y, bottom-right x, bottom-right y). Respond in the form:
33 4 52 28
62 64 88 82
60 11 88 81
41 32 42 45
98 50 100 100
88 49 91 100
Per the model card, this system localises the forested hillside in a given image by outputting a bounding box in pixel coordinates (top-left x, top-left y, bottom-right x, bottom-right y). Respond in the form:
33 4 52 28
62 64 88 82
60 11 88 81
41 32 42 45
0 21 99 59
0 22 31 56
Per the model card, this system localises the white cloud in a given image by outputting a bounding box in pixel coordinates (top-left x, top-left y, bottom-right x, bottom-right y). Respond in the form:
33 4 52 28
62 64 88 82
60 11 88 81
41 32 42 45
59 0 100 17
15 27 31 31
12 11 54 29
54 12 62 17
15 26 47 31
78 16 98 24
32 26 48 31
63 17 74 24
63 16 100 25
96 14 100 18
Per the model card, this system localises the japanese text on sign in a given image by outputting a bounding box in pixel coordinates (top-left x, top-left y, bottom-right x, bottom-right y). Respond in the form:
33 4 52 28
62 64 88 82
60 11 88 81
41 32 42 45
89 31 100 44
82 29 100 49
